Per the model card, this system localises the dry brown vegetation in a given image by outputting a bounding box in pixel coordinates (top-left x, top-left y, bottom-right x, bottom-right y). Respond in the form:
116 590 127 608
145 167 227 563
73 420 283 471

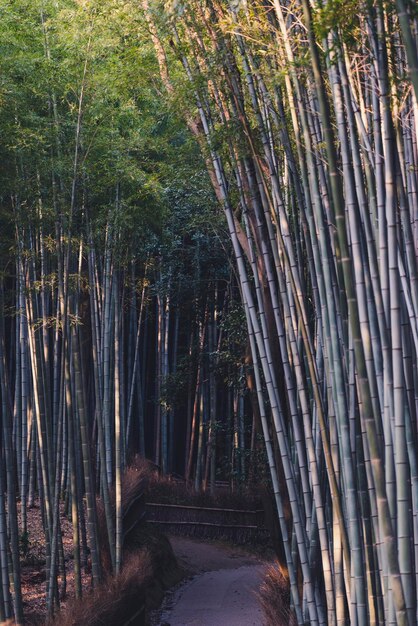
147 472 263 511
9 458 182 625
47 551 152 626
258 561 296 626
44 457 183 626
97 455 151 572
46 458 182 626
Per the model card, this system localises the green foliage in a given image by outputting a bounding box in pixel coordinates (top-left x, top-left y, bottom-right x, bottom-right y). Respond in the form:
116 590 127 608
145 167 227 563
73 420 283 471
313 0 361 43
0 0 230 280
215 302 247 383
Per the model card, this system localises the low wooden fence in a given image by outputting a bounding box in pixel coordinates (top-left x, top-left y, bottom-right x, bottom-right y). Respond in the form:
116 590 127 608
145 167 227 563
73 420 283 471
145 502 269 545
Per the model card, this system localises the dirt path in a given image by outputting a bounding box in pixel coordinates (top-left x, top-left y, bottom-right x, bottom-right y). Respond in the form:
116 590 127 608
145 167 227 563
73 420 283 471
153 536 268 626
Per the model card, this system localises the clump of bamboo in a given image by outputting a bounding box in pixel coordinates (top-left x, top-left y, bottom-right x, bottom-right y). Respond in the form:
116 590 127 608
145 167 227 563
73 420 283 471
0 1 268 621
145 0 418 624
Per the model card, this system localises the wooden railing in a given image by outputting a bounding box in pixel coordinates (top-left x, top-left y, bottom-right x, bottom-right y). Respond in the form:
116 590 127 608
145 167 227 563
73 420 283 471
145 502 269 544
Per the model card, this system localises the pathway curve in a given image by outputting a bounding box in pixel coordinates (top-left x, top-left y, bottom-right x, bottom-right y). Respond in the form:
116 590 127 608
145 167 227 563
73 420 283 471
154 536 268 626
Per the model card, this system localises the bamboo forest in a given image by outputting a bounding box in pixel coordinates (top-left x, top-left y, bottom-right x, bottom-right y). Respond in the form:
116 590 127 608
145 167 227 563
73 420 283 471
0 0 418 625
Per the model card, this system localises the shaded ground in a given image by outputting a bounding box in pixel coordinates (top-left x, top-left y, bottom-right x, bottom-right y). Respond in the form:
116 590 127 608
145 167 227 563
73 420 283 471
152 536 268 625
18 501 91 624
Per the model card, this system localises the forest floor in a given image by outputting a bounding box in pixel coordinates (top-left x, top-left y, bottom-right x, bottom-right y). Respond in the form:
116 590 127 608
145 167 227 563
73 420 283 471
18 501 90 624
151 536 269 625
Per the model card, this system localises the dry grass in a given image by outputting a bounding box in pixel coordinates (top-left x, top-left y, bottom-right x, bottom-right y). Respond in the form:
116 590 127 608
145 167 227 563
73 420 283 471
127 523 183 607
47 550 152 626
258 561 297 626
97 455 152 572
147 473 263 510
48 457 182 626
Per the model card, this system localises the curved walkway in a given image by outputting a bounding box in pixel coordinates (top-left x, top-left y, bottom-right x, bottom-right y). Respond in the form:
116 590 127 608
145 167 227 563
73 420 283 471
156 536 268 626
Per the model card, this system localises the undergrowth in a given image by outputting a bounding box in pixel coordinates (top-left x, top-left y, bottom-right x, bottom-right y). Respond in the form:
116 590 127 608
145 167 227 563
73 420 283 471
258 561 297 626
146 472 263 510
